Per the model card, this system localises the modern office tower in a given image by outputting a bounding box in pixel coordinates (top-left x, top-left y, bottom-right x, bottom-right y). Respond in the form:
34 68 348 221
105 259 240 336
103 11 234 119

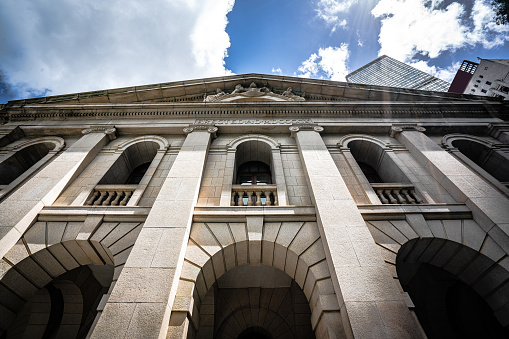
346 55 451 92
448 60 479 93
0 74 508 338
463 58 509 100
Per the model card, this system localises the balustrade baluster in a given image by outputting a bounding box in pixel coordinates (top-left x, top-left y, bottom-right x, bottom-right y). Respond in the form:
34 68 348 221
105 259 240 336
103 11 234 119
272 191 278 206
120 191 132 206
86 191 100 205
385 189 397 204
94 191 108 205
247 191 254 206
102 191 116 205
231 191 237 206
377 189 389 204
255 191 262 206
401 189 415 204
410 189 423 204
111 191 123 206
265 191 272 206
394 189 406 204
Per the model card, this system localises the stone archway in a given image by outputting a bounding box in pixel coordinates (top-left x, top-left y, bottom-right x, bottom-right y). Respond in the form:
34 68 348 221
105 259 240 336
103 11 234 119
0 218 145 338
397 238 509 338
168 220 344 338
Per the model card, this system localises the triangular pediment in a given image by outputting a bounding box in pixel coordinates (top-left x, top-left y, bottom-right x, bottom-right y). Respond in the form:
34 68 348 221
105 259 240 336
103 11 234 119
2 73 500 107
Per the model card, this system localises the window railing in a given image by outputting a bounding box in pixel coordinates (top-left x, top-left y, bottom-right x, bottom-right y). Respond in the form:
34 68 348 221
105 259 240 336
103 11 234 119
371 183 422 204
231 184 278 206
85 185 138 206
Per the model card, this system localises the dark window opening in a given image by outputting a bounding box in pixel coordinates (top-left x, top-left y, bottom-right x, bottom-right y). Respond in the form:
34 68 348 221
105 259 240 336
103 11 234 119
125 162 150 185
237 161 272 185
358 161 383 183
481 89 487 93
486 81 492 85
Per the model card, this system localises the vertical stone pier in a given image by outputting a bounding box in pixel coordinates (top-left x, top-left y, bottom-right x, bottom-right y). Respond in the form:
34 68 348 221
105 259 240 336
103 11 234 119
291 124 423 338
0 127 114 258
91 125 216 339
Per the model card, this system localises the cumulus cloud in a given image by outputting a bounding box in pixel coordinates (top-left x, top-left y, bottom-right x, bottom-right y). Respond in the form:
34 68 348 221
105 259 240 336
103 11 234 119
0 0 235 101
316 0 357 31
372 0 509 62
271 68 283 75
297 44 350 81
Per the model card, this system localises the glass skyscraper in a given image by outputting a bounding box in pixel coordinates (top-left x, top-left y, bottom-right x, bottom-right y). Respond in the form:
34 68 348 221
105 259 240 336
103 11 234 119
346 55 451 92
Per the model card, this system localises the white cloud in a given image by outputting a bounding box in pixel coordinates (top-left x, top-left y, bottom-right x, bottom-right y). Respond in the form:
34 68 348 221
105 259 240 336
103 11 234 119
297 53 320 78
372 0 509 62
316 0 357 31
271 68 283 75
408 60 461 82
297 44 350 81
0 0 235 100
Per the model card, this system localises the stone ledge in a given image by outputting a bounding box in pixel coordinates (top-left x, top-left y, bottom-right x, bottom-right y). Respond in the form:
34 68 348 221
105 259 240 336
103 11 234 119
193 206 317 222
38 206 150 222
358 203 472 220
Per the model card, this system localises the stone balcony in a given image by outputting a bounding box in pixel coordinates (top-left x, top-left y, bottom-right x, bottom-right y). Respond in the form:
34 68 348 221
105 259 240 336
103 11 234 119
85 185 138 206
371 183 423 204
231 184 278 206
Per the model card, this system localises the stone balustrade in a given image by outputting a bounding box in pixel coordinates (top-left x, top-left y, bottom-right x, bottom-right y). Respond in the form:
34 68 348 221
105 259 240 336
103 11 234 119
231 184 278 206
371 183 422 204
85 185 138 206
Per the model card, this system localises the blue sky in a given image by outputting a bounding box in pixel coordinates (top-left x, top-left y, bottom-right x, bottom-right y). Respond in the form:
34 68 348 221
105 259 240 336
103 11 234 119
1 0 508 103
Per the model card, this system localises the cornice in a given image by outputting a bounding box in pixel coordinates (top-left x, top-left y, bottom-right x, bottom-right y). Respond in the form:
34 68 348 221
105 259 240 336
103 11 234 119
4 100 504 122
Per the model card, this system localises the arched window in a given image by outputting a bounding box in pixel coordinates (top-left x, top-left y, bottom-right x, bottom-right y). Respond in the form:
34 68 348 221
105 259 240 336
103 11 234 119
357 161 383 183
0 142 52 185
343 137 422 204
125 162 151 185
237 161 272 185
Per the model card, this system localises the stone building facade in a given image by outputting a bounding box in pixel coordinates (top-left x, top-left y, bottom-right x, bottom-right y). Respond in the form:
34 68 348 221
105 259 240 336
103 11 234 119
0 74 508 338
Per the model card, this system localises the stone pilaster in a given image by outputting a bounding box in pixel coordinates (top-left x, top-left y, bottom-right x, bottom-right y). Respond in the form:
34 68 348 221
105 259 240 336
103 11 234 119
393 124 509 251
90 125 216 339
0 126 113 258
292 124 424 339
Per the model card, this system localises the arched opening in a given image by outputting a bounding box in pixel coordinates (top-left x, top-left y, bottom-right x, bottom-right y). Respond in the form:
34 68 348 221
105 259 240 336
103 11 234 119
397 239 509 339
346 138 421 204
197 265 315 339
98 141 158 185
0 142 54 186
2 264 113 339
451 139 509 185
232 140 276 206
169 221 344 338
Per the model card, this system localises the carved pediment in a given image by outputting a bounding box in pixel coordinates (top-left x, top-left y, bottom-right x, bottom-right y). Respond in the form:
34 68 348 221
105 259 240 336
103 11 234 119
204 82 305 102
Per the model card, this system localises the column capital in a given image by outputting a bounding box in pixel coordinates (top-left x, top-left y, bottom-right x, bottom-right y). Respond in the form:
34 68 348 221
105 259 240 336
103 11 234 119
390 124 426 138
289 124 324 137
82 126 117 140
183 124 218 138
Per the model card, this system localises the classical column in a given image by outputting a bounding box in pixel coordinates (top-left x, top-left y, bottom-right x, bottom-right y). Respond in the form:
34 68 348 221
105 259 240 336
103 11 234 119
91 125 216 339
393 124 509 247
0 126 115 258
291 124 424 339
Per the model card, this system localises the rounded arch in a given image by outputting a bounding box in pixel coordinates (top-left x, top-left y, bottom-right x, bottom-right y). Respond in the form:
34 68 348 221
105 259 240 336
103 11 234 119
116 135 169 152
0 137 65 189
442 133 495 150
397 238 509 337
0 240 116 338
8 136 65 153
338 134 390 150
339 134 410 184
227 134 280 150
443 133 509 185
173 221 343 338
